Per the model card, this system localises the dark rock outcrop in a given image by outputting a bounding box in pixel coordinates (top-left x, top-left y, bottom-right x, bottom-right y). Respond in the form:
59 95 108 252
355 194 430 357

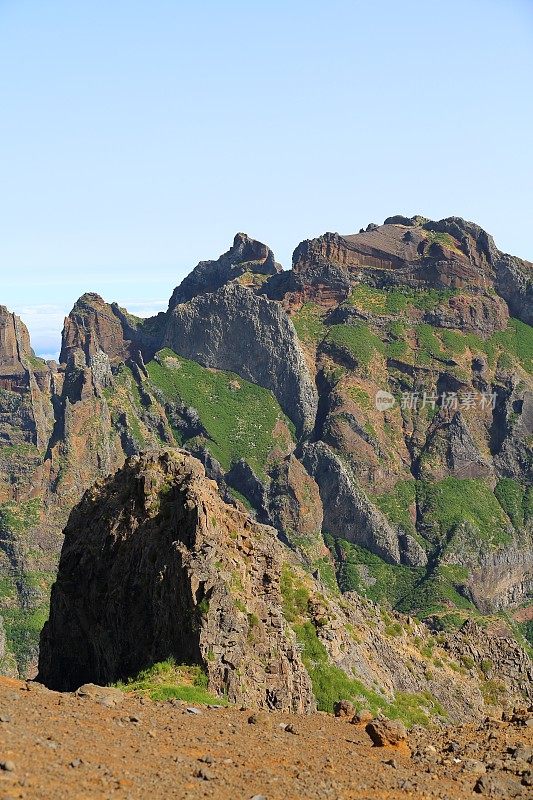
38 449 314 711
168 233 281 308
60 293 160 368
164 283 318 435
38 449 532 721
301 441 427 567
0 305 33 377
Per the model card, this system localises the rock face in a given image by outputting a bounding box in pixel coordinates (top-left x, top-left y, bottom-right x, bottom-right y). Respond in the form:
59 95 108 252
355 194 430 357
301 441 422 566
163 283 318 436
60 293 161 368
0 306 33 377
443 619 533 702
38 450 314 712
168 233 281 307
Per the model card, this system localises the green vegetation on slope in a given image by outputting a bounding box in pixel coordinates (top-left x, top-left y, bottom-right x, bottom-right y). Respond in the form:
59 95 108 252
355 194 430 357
113 658 226 704
417 478 513 547
103 364 150 448
280 565 445 723
295 621 445 724
2 602 49 675
147 349 294 479
423 230 464 255
416 324 445 364
494 479 532 529
291 303 326 345
327 324 385 367
326 536 474 618
347 285 457 315
417 318 533 374
0 499 41 534
518 619 533 650
372 480 417 539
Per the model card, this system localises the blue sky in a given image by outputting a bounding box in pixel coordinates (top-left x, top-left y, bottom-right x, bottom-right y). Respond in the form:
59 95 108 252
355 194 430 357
1 0 532 357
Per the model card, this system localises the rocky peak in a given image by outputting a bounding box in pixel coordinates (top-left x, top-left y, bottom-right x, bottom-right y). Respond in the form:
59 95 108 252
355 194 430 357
168 233 281 308
289 216 533 318
59 293 160 370
0 305 33 375
164 282 318 436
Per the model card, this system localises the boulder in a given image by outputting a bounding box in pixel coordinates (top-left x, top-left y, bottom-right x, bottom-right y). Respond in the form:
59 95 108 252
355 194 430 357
334 699 355 718
365 717 408 747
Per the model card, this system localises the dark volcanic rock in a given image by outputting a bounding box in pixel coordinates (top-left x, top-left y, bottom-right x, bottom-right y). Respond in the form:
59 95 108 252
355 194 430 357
60 293 160 368
0 305 33 376
168 233 281 308
301 441 426 566
163 283 318 435
38 449 314 712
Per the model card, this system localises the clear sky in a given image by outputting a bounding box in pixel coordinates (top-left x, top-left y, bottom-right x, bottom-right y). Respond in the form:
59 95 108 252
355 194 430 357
1 0 532 358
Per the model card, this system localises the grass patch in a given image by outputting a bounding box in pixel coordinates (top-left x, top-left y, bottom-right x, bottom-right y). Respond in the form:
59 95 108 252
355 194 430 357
423 230 463 255
438 318 533 373
147 349 295 479
373 480 417 538
416 324 444 364
2 601 49 675
417 478 513 547
292 303 327 345
280 565 310 624
328 537 425 609
0 499 41 533
311 556 339 594
327 324 385 367
326 535 474 617
347 285 456 315
347 386 372 410
113 658 226 704
494 479 530 528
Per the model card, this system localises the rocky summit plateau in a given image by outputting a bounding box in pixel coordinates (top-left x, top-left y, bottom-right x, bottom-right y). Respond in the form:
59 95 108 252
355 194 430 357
0 215 532 744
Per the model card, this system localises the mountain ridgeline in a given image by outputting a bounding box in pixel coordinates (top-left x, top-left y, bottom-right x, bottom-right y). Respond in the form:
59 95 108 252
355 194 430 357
0 217 532 716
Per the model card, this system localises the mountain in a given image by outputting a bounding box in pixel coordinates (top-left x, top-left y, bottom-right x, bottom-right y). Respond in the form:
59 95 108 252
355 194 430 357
0 216 532 691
